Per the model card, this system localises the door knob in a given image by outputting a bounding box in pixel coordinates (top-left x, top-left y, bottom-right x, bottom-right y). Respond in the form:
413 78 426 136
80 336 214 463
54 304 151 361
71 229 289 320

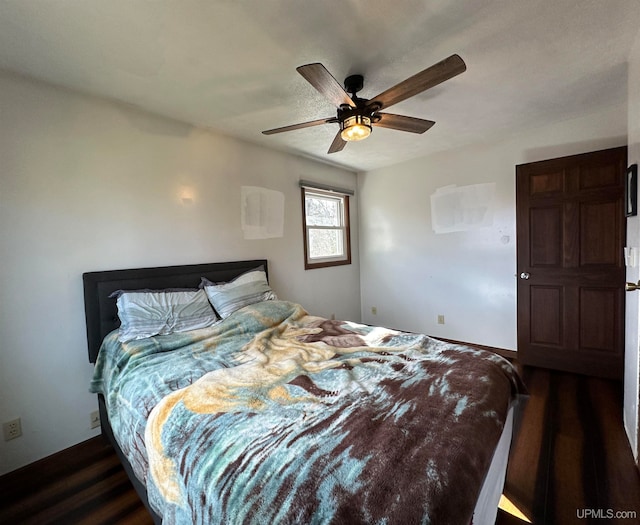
520 272 531 280
626 281 640 291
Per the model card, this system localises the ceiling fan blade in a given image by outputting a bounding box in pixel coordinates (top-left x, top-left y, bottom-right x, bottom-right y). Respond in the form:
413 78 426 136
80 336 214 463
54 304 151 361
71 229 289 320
297 63 357 109
328 130 347 154
368 54 466 110
373 113 436 134
262 117 336 135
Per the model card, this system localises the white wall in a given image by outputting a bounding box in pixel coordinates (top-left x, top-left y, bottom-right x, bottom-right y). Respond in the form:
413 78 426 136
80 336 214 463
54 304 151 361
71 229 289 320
358 104 627 350
0 71 360 475
624 29 640 462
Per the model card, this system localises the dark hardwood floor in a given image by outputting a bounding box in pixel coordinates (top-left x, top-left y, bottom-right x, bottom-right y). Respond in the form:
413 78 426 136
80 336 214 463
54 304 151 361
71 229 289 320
0 437 153 525
497 366 640 524
1 366 639 524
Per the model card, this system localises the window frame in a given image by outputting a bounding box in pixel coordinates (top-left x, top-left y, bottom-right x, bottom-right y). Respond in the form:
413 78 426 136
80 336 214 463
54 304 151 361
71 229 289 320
301 187 352 270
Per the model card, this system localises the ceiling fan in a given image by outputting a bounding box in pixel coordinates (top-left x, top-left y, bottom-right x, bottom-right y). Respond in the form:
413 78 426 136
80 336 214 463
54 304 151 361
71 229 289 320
262 54 466 154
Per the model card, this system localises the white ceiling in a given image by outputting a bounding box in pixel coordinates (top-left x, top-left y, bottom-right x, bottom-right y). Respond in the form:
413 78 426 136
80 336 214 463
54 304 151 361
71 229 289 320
0 0 638 172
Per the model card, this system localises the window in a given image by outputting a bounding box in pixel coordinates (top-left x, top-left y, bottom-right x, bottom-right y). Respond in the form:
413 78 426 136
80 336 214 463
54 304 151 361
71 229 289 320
302 187 351 269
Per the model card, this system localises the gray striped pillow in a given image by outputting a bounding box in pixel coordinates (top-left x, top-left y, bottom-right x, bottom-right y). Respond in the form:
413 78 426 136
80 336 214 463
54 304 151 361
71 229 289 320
201 267 277 319
116 289 218 342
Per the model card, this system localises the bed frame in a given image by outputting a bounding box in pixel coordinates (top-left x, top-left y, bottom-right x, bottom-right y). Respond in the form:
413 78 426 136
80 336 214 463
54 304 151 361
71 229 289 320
83 259 268 522
83 258 517 524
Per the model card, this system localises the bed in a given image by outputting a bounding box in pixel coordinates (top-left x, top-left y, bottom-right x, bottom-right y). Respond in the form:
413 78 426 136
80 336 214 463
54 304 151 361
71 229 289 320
84 260 523 525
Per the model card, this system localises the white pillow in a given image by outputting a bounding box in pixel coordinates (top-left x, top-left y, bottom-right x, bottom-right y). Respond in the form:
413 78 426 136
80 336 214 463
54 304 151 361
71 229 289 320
201 267 277 319
115 289 217 342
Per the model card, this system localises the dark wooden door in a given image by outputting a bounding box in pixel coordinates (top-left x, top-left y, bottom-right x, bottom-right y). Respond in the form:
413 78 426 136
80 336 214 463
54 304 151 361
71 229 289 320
516 147 627 379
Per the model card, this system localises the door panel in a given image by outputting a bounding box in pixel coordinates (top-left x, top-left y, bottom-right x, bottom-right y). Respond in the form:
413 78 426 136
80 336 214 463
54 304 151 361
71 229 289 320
531 170 564 194
579 287 619 353
580 201 619 265
530 286 563 345
579 162 621 189
530 207 563 266
516 147 626 379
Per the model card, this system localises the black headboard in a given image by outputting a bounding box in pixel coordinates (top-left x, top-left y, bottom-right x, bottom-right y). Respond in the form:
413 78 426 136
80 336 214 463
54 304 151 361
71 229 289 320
83 259 268 363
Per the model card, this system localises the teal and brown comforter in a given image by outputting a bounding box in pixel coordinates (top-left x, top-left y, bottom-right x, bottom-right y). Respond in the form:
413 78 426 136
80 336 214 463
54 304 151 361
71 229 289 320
90 300 522 525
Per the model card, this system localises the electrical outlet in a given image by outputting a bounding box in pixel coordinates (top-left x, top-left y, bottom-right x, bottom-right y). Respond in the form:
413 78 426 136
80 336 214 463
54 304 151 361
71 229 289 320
437 315 445 325
371 306 377 315
3 418 22 441
90 410 100 429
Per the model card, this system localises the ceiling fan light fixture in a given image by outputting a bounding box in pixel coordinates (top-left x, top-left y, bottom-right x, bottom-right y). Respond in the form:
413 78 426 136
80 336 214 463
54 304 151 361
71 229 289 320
340 115 371 142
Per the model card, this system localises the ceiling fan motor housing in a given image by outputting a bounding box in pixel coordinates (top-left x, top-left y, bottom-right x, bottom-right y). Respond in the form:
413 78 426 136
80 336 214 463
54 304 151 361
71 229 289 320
344 74 364 95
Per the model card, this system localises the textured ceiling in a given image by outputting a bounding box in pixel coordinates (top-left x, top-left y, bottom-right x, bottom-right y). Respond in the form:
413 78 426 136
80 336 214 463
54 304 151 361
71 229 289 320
0 0 638 172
